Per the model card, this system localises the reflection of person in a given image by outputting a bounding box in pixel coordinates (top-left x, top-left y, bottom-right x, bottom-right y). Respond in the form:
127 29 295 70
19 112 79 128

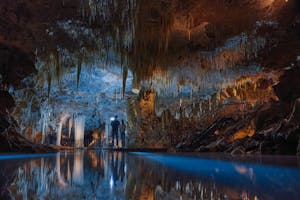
119 153 125 182
111 152 119 185
111 115 120 147
120 120 126 148
110 152 125 183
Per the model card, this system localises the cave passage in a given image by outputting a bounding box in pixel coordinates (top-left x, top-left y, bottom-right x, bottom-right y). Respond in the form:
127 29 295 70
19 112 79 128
1 0 300 199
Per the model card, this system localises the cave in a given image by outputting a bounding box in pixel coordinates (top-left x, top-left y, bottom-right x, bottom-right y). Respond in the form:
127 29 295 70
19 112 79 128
1 0 300 199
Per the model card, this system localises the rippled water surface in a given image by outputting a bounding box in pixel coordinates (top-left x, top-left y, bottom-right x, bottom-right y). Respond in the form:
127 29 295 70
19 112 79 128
0 151 300 200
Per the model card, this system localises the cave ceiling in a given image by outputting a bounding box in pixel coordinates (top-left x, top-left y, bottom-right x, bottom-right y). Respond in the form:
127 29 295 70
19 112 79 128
1 0 297 78
0 0 299 132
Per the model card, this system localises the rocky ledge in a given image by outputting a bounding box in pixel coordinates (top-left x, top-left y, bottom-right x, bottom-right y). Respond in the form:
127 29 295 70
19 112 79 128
176 67 300 155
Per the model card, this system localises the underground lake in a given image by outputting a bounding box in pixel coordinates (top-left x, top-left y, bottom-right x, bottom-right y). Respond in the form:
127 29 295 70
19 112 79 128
1 151 300 200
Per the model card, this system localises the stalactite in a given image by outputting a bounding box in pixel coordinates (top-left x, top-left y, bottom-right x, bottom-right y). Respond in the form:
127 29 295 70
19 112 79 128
122 66 128 98
74 115 85 148
56 112 69 146
41 113 46 144
77 55 83 89
68 115 73 138
47 71 52 97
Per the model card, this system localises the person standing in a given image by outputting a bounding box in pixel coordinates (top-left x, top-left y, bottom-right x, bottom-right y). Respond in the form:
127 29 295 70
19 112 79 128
111 115 120 147
120 120 126 148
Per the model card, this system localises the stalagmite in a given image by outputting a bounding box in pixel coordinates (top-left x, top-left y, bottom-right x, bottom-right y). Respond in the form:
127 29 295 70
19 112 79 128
208 97 212 111
74 115 85 148
56 112 69 146
41 113 47 144
68 116 73 138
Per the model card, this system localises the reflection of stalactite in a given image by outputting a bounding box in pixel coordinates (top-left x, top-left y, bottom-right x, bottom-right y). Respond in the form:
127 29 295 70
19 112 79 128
73 150 84 185
67 160 72 182
56 153 68 188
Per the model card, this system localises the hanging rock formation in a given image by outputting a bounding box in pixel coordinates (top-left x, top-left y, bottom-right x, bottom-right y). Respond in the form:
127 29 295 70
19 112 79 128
0 0 299 154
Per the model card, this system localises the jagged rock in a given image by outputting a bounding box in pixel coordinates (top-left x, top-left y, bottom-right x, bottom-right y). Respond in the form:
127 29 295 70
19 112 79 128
289 98 300 123
195 146 209 152
244 139 260 153
0 114 10 133
274 67 300 103
0 160 22 200
0 91 15 113
297 137 300 156
0 93 55 153
231 147 245 156
0 127 56 153
0 44 36 88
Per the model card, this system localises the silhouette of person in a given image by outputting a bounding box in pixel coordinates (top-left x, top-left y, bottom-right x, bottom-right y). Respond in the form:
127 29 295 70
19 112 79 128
111 115 120 147
120 120 126 148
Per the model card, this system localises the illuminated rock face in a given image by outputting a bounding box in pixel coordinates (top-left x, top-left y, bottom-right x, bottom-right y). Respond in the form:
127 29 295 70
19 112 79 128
126 71 280 148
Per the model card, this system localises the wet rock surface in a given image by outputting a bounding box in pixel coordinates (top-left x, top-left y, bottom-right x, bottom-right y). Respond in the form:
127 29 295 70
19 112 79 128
0 91 55 152
176 98 300 155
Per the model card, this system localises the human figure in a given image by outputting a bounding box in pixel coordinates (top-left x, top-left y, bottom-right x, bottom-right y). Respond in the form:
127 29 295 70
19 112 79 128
120 120 126 148
111 115 120 147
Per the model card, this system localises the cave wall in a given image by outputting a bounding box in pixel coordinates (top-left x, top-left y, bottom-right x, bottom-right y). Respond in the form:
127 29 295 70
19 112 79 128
124 2 300 153
0 0 300 153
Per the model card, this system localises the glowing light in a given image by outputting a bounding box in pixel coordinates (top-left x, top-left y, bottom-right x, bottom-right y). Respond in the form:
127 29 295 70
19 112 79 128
132 88 140 94
110 117 115 121
0 153 55 160
110 176 114 189
232 123 255 141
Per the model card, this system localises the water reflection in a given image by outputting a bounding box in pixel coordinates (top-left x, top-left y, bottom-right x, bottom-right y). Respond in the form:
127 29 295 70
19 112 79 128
1 152 300 200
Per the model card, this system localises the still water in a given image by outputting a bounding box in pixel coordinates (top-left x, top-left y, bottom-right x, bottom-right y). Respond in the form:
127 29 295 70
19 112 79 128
0 151 300 200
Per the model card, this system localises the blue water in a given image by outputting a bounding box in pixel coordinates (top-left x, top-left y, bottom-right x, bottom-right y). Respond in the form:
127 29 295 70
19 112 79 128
132 152 300 200
0 151 299 200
